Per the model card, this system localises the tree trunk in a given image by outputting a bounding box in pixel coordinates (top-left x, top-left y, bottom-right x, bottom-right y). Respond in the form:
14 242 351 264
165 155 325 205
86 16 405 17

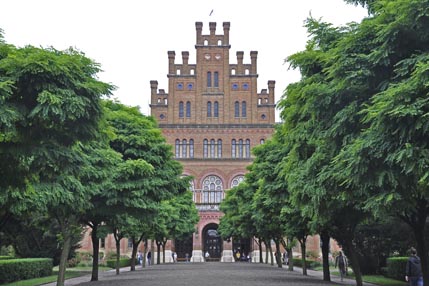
162 241 167 263
115 235 121 275
344 238 363 286
320 230 331 281
269 242 274 266
90 224 100 281
257 238 263 263
130 239 139 271
274 239 282 268
156 240 161 264
142 239 147 268
300 237 307 276
150 239 155 265
264 240 268 264
56 228 72 286
288 247 294 271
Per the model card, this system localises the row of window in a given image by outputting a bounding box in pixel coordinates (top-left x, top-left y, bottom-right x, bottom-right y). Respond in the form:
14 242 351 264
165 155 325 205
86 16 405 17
176 81 250 90
178 101 247 118
190 175 245 204
178 101 191 118
175 139 252 158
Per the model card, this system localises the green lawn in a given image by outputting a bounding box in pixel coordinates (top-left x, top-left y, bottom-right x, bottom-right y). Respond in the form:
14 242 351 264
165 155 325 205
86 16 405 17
311 266 406 286
1 267 112 286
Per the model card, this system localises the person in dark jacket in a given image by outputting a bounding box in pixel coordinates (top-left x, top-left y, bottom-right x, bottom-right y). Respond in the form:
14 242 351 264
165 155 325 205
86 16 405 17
405 247 423 286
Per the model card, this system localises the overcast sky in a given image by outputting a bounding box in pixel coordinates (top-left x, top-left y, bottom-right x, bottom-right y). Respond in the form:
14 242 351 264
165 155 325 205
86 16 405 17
1 1 368 119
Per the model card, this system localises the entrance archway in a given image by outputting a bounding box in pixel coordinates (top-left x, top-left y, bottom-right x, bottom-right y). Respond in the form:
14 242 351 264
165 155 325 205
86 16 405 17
203 223 222 261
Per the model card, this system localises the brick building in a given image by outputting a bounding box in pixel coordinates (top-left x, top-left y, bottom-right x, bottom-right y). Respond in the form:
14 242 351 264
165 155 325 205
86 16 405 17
149 21 276 262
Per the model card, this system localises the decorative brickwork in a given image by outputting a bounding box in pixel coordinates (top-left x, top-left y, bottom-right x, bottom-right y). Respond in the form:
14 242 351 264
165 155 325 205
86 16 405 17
150 22 275 261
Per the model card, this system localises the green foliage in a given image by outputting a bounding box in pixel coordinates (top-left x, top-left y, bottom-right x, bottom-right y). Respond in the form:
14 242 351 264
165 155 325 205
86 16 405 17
291 257 322 269
386 257 408 281
0 256 13 260
0 258 53 284
105 258 136 268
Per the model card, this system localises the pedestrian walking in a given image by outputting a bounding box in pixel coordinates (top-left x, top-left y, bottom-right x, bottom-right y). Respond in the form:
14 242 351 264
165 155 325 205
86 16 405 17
147 251 152 266
335 251 348 281
138 250 143 265
406 247 423 286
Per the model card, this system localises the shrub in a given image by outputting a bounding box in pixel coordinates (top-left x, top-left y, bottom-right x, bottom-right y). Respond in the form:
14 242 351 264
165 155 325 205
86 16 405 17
0 256 14 260
106 258 137 268
386 257 408 281
291 258 322 269
0 258 53 284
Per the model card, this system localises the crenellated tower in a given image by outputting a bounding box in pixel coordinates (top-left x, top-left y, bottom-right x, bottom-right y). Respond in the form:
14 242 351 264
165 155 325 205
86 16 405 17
149 21 276 263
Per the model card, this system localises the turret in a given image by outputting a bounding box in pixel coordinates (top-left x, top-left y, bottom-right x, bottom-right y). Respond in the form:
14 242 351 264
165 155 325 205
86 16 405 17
223 22 230 45
182 51 189 74
196 22 203 45
236 51 244 74
168 51 175 75
150 80 158 104
268 80 275 104
209 22 216 37
250 51 258 74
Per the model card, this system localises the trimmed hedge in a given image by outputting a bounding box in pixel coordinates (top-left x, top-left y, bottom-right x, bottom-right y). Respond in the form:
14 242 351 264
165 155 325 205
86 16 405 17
292 258 322 269
0 258 53 283
106 258 136 268
386 257 408 281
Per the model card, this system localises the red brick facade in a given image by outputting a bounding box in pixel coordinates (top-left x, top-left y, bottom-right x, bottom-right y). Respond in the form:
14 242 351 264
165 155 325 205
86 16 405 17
150 22 275 262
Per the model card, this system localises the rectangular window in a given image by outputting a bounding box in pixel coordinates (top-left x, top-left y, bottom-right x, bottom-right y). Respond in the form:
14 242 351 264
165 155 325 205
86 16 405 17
207 102 212 117
179 102 184 118
186 101 191 118
214 72 219 87
242 101 247 117
203 139 208 158
214 102 219 117
207 72 212 87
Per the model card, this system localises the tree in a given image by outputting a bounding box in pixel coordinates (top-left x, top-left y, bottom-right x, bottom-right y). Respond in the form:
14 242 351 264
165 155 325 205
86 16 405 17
331 1 429 284
81 100 188 281
0 39 114 286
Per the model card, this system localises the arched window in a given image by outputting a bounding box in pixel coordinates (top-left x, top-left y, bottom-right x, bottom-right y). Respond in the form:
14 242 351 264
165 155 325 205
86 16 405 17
175 139 180 158
214 101 219 117
182 139 187 158
238 139 243 158
179 101 184 118
217 40 222 46
189 139 194 158
231 69 236 75
204 40 208 45
207 72 212 87
245 139 250 158
217 139 222 158
234 101 239 118
231 139 236 158
231 175 244 188
214 72 219 87
207 101 212 117
202 175 224 203
260 139 265 144
203 139 208 158
186 101 191 118
242 101 247 117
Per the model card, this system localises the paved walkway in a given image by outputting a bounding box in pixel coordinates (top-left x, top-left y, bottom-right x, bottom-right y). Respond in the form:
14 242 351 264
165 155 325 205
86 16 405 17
43 263 376 286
